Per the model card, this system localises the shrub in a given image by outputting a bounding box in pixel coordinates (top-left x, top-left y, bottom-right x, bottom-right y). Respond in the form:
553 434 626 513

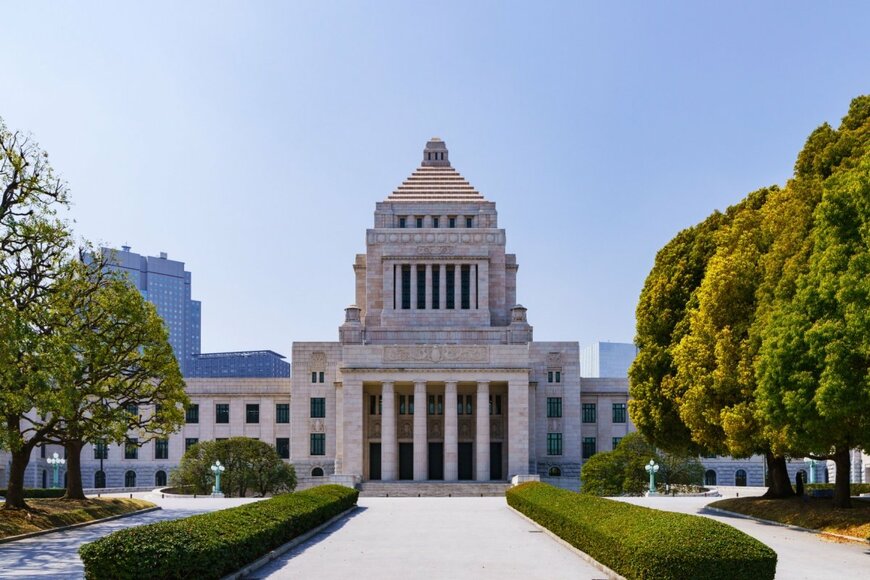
0 488 66 499
507 482 777 580
805 483 870 496
79 484 358 580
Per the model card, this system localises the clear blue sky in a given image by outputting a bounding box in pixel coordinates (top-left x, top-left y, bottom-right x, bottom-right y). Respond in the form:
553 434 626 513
3 2 868 355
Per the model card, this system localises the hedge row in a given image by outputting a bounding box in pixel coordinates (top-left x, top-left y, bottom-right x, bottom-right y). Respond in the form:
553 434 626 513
79 484 359 580
0 488 66 498
507 482 777 580
805 483 870 495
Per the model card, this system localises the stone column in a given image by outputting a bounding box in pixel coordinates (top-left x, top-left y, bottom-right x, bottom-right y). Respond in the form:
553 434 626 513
470 263 477 310
444 381 458 480
425 264 433 310
476 381 490 481
439 264 447 310
341 378 364 478
381 382 397 481
413 381 428 481
410 264 418 310
508 378 530 478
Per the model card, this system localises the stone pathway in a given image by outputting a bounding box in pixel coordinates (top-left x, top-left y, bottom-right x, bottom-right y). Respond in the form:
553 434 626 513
0 494 261 579
254 497 606 580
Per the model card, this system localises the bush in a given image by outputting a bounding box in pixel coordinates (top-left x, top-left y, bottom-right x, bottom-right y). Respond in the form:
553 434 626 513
507 482 777 580
805 483 870 496
0 488 66 498
79 484 358 580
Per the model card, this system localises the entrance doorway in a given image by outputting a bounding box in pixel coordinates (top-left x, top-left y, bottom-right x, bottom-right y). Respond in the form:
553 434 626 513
458 442 473 480
399 443 414 480
369 443 382 480
490 442 503 480
428 442 444 480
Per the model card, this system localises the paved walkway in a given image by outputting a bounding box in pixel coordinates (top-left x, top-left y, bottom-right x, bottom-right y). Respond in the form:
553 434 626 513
0 493 261 579
614 495 870 580
255 497 605 580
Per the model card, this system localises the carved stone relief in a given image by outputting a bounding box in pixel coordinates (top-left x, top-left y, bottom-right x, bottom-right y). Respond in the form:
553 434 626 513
547 352 562 366
400 420 413 438
369 420 381 438
416 245 454 256
309 351 327 371
311 419 325 433
384 345 489 363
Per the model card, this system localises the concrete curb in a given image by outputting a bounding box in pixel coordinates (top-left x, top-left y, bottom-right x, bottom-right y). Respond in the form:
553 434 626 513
0 505 161 545
221 506 359 580
507 505 627 580
703 506 870 545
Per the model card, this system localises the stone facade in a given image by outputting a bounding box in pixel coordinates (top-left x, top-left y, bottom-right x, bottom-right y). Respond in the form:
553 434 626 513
290 138 579 486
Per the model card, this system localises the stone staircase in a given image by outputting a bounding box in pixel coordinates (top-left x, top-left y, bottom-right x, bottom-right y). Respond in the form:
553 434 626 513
358 481 511 497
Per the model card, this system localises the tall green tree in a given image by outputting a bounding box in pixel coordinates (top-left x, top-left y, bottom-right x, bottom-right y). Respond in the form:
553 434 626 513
47 251 188 499
0 117 72 509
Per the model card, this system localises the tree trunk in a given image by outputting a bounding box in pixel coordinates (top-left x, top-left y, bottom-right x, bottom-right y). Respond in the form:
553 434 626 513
63 440 86 500
832 447 852 509
762 451 795 499
3 447 33 510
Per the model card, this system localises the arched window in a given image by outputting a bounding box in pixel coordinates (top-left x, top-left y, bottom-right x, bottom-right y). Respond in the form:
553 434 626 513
125 470 137 488
704 470 717 486
41 470 47 489
735 469 747 486
155 471 167 487
311 467 324 477
94 470 106 488
548 466 562 477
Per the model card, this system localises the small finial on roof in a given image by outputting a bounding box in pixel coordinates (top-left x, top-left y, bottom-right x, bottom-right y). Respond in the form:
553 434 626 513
422 137 450 167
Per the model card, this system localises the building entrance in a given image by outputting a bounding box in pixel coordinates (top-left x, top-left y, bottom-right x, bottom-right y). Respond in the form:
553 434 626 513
428 442 444 480
399 443 413 480
490 442 503 480
369 443 381 480
458 442 473 480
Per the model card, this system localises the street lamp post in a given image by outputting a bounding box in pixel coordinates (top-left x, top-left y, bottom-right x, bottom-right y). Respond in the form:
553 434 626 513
211 460 226 497
47 452 66 489
645 459 660 496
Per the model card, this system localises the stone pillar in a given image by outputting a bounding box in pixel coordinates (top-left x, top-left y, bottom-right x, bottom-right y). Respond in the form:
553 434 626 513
413 381 428 481
476 381 490 481
381 382 397 481
508 378 530 477
444 381 458 481
425 264 433 310
341 378 364 478
439 264 447 310
410 264 418 310
469 262 477 310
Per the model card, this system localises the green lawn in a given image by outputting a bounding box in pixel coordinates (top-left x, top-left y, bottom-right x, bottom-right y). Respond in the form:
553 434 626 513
0 498 154 539
710 496 870 540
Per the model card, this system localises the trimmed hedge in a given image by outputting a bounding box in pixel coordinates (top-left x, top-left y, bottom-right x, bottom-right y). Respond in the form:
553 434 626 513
507 482 777 580
805 483 870 496
0 488 66 499
79 484 358 580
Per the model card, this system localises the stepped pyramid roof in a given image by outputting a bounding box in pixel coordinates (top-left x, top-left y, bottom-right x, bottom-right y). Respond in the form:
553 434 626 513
387 138 484 201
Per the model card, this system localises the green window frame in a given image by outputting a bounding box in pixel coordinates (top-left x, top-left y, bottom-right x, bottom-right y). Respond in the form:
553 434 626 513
185 438 199 452
612 403 627 424
310 397 326 418
582 403 596 423
125 438 139 460
246 404 260 424
155 438 169 460
310 433 325 456
582 437 597 459
276 403 290 423
185 404 199 424
276 438 290 459
546 397 562 418
612 437 623 450
546 433 563 456
215 403 230 424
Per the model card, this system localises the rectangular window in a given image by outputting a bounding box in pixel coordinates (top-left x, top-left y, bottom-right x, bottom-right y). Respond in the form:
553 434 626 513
319 371 325 383
310 397 326 418
460 265 470 309
495 395 501 415
433 217 439 228
409 395 415 415
246 404 260 424
185 404 199 424
457 393 464 415
216 404 230 424
276 403 290 423
370 395 379 415
310 433 325 456
399 395 406 415
547 371 553 383
612 403 627 424
416 216 423 228
582 403 597 423
399 217 406 228
417 266 426 309
437 395 443 415
612 437 623 450
401 265 411 309
276 438 290 459
466 216 473 228
428 395 435 416
547 397 562 418
94 440 108 460
155 438 169 460
311 371 317 383
465 394 473 415
555 371 561 383
126 403 139 417
582 437 597 459
185 438 199 452
446 265 455 309
125 438 138 460
547 433 563 456
431 267 440 309
448 216 456 228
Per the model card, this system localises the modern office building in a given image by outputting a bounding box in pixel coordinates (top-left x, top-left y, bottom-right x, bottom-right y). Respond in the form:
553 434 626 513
580 342 638 378
188 350 291 378
102 246 201 375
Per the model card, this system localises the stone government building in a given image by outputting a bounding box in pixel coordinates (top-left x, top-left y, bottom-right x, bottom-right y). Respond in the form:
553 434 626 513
291 138 582 486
